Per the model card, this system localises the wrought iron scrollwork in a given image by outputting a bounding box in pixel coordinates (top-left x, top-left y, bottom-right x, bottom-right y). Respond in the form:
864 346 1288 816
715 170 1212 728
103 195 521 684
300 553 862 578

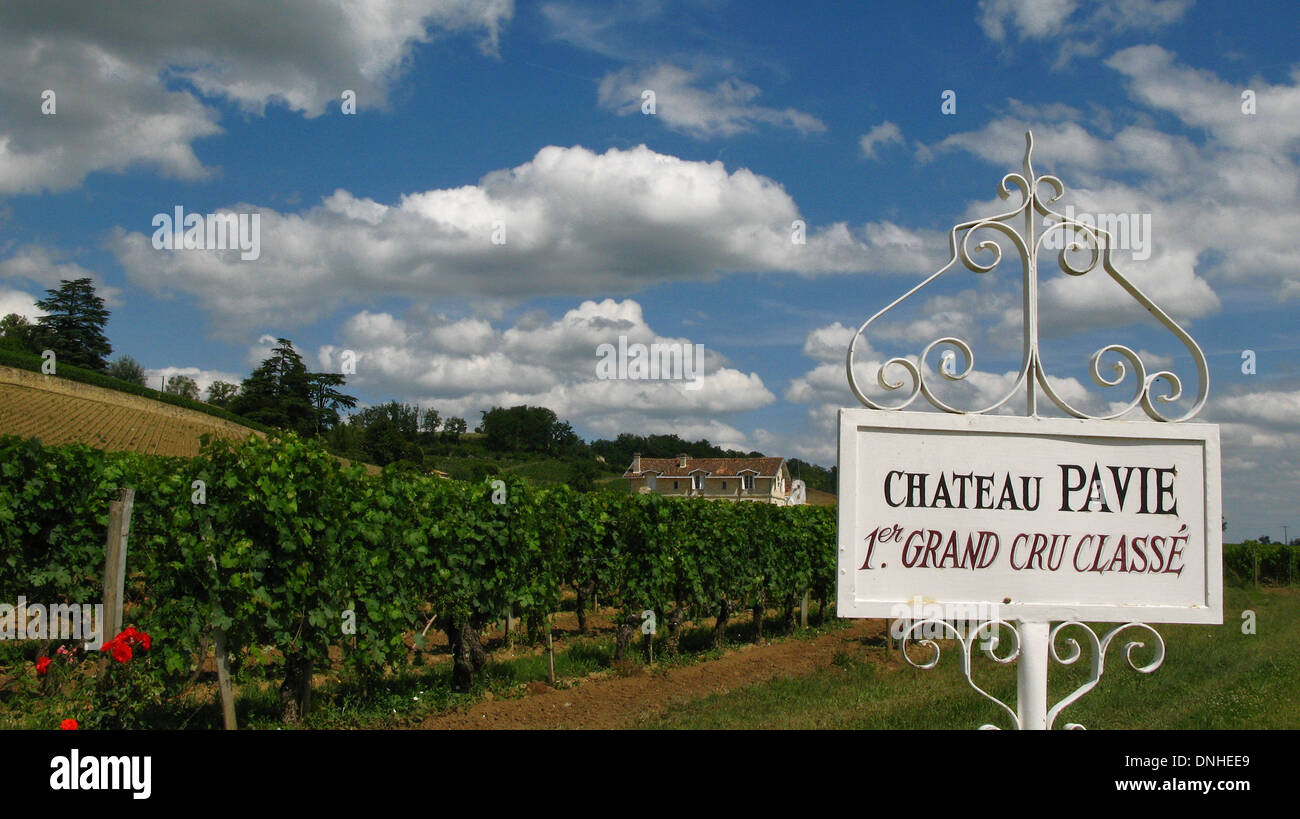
847 131 1208 423
898 617 1165 729
1047 621 1166 730
899 618 1022 730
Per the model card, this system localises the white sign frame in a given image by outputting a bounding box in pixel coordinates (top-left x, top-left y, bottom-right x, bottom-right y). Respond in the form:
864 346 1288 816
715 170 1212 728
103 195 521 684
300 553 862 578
837 409 1222 625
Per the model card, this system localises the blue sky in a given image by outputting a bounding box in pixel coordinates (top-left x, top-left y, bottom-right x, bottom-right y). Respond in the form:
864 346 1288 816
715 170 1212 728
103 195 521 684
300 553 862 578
0 0 1297 543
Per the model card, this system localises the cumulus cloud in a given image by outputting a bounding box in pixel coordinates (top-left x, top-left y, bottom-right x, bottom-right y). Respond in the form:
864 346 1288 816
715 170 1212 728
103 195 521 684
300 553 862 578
313 297 775 450
598 63 825 139
918 49 1300 329
1213 389 1300 431
110 144 940 337
1202 386 1300 542
0 246 123 307
0 286 44 320
0 0 514 194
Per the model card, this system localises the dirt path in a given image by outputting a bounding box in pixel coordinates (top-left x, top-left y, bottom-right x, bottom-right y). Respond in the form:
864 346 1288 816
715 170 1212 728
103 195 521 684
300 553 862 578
417 618 884 729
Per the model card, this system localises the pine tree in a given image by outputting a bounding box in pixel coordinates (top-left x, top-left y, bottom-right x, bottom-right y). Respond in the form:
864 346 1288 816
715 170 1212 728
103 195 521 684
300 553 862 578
34 278 113 370
231 338 315 434
306 372 357 435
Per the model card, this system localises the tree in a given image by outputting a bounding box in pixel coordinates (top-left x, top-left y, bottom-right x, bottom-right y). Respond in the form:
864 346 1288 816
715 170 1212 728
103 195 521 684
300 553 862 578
442 416 467 442
34 278 112 371
341 401 421 465
231 338 314 435
350 401 420 439
105 356 148 386
589 432 758 467
419 407 441 436
0 313 42 354
306 372 357 435
164 374 200 401
479 405 583 455
362 418 421 467
207 380 240 408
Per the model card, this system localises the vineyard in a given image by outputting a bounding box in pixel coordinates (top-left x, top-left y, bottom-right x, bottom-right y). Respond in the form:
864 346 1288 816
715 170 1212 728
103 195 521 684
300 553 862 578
0 432 836 727
0 364 264 457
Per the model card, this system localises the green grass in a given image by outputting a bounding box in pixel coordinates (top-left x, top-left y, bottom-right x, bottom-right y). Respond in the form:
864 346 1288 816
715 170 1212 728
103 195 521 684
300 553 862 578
644 584 1300 730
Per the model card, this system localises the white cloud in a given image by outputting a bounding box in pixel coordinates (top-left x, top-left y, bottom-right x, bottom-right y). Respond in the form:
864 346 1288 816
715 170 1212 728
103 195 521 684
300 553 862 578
859 121 904 160
597 63 825 139
1205 388 1300 542
0 0 513 194
111 144 941 337
1106 45 1300 156
920 50 1300 317
978 0 1079 42
801 321 862 365
1214 389 1300 431
314 298 775 448
977 0 1191 66
0 286 44 320
0 246 123 307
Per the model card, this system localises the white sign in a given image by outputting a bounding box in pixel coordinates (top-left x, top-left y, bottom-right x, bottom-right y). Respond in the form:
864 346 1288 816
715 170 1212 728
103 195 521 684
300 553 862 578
837 410 1222 624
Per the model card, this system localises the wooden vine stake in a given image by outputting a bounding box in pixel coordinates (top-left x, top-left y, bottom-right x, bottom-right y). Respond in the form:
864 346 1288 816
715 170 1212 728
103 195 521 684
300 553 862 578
203 542 238 729
101 487 134 642
546 624 556 687
641 609 655 664
212 628 238 730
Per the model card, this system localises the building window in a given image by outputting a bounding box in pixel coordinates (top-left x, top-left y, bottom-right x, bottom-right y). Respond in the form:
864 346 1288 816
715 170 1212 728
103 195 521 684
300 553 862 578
673 481 678 490
693 474 705 491
647 474 656 490
742 474 754 491
722 481 727 490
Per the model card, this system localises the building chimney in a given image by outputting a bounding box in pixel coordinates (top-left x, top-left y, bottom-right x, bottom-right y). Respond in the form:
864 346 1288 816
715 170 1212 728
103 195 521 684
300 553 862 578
678 453 688 468
632 452 641 473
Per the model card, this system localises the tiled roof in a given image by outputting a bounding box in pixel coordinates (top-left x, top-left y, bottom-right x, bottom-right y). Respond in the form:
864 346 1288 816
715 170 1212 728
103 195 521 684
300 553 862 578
625 456 786 478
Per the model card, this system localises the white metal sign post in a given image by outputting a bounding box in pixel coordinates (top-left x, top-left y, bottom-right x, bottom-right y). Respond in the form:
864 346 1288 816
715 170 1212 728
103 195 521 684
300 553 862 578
837 132 1222 729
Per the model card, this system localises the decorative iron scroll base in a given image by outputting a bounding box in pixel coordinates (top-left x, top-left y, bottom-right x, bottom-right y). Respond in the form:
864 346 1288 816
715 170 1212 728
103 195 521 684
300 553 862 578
899 618 1165 730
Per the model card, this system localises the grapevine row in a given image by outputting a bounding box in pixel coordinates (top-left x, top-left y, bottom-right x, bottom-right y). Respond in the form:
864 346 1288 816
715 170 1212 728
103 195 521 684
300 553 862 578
0 433 836 718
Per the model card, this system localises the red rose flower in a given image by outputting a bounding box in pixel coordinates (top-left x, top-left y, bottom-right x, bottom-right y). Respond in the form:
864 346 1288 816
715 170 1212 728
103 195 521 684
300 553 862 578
60 719 78 730
35 657 51 676
114 627 151 650
100 638 132 663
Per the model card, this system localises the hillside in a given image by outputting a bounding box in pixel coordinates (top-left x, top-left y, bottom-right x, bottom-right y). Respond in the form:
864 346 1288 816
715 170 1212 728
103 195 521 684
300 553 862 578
0 364 263 457
805 487 837 506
